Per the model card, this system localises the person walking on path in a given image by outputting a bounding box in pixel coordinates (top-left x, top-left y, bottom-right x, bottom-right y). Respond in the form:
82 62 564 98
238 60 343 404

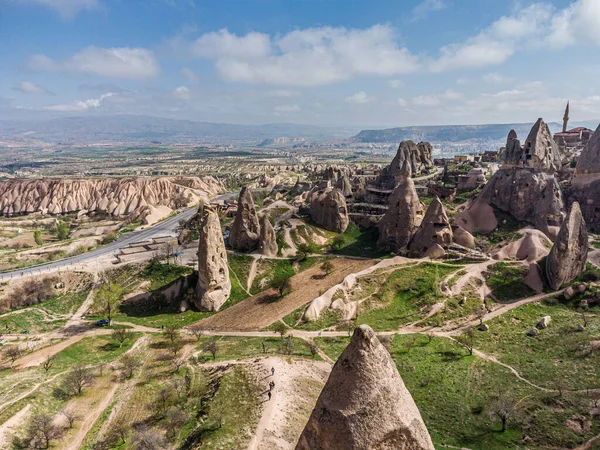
271 367 275 376
268 391 272 401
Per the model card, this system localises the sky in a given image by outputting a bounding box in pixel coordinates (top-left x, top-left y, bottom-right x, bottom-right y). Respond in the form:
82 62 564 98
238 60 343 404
1 0 600 127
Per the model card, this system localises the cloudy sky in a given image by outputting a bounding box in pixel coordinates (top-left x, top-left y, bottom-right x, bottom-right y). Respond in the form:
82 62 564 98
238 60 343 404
1 0 600 127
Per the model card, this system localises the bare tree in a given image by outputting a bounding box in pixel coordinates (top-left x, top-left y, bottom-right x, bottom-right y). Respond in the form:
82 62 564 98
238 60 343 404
61 408 80 429
163 326 180 344
578 305 589 328
120 354 141 379
23 412 63 449
97 361 107 376
154 388 175 417
164 407 189 440
305 341 318 358
280 335 294 355
4 346 21 367
486 394 519 432
63 365 93 396
111 328 134 348
203 340 219 360
455 329 475 356
473 307 487 326
169 340 185 357
188 324 205 341
131 426 169 450
553 379 569 398
42 355 55 373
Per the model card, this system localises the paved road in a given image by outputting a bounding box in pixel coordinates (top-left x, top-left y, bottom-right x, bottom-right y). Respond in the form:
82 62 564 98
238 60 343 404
0 192 237 281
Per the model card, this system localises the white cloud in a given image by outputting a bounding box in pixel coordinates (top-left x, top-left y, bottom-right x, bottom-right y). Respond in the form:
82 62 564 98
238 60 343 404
181 67 199 82
345 91 374 104
397 98 408 107
482 73 510 84
411 0 447 22
193 25 419 86
12 81 52 95
44 92 115 111
547 0 600 47
268 90 299 98
274 104 300 112
411 89 462 106
7 0 101 19
388 79 404 88
173 85 190 100
27 46 159 80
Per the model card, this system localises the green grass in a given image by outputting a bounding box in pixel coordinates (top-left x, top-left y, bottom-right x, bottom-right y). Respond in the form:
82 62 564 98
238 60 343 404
484 262 535 301
41 290 89 315
249 257 323 295
356 263 459 330
329 222 388 258
282 306 341 331
142 261 193 291
228 253 254 291
113 308 213 329
50 333 141 372
191 366 262 449
472 301 600 390
0 309 66 334
195 336 321 362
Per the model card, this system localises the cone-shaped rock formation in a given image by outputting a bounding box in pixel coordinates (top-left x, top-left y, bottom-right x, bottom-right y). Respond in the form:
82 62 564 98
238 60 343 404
296 324 434 450
409 197 452 257
229 186 260 251
258 214 278 257
310 188 349 233
375 141 433 188
196 206 231 311
502 119 562 173
336 174 353 198
377 177 423 251
546 202 589 290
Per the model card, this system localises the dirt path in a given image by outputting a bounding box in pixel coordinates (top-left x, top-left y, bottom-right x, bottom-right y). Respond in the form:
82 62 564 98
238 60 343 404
0 404 31 449
247 256 259 292
196 258 374 331
66 272 99 328
62 381 119 450
248 357 330 450
0 371 68 413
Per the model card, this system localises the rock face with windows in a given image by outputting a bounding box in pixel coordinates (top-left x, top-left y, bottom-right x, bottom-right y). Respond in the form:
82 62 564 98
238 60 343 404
502 118 562 173
408 196 453 258
377 176 423 251
309 188 349 233
374 140 434 189
229 186 261 251
546 202 589 290
296 325 435 450
196 206 231 312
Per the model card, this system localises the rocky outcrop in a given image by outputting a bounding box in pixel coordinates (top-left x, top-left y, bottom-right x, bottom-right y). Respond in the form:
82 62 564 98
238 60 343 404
377 177 423 251
575 123 600 181
296 324 434 450
229 187 260 251
409 197 452 257
336 174 353 198
0 176 223 219
196 207 231 312
455 169 565 238
310 188 349 233
375 141 434 188
546 202 589 290
502 119 562 173
258 214 278 257
453 226 475 249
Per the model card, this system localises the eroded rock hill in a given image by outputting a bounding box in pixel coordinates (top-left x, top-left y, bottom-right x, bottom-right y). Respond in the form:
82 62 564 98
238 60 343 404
229 186 261 251
0 176 223 220
375 140 434 188
296 324 434 450
309 188 350 233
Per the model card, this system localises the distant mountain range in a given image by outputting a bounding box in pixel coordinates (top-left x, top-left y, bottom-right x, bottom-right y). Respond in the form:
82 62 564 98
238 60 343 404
0 115 359 144
351 121 599 143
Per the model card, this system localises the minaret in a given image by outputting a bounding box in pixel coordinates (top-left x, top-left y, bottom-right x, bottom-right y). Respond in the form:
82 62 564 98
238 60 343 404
562 101 570 133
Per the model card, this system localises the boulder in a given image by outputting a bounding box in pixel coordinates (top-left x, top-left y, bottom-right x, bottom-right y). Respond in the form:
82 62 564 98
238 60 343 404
546 202 589 290
537 316 551 329
563 285 576 301
523 263 544 293
229 186 261 251
258 214 278 257
453 226 475 249
479 323 489 331
375 140 434 188
296 325 434 450
408 197 453 257
377 177 423 251
335 174 353 198
527 328 540 337
195 207 231 312
310 188 349 233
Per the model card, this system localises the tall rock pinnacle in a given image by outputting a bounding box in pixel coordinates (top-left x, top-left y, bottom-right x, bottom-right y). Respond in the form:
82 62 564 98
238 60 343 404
408 196 452 258
196 206 231 312
258 213 278 257
296 325 434 450
546 202 589 290
229 186 260 251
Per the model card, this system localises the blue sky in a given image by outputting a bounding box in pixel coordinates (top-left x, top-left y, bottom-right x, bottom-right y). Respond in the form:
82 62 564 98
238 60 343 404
1 0 599 127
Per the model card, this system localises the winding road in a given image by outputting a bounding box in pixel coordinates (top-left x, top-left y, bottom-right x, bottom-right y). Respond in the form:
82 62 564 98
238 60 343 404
0 192 236 282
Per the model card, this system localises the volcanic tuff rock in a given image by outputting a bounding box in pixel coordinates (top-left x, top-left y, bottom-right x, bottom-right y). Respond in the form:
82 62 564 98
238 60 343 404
575 123 600 179
502 119 562 173
455 169 565 238
258 214 278 257
375 140 434 188
336 174 353 198
196 207 231 312
377 177 423 251
546 202 589 290
0 176 223 218
310 188 349 233
295 324 434 450
229 186 260 251
408 196 453 257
